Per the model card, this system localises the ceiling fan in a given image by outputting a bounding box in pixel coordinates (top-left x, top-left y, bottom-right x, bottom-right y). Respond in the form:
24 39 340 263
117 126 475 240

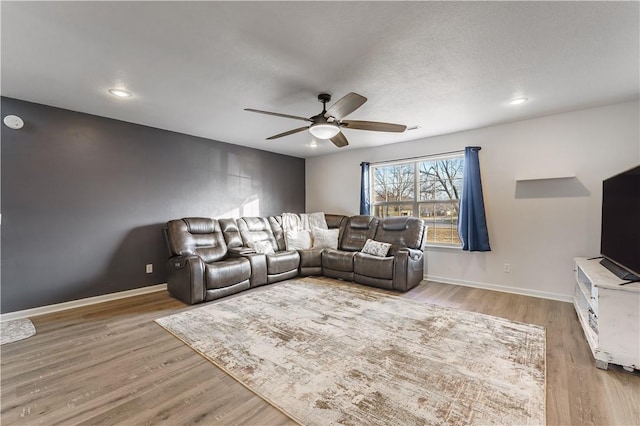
245 92 407 148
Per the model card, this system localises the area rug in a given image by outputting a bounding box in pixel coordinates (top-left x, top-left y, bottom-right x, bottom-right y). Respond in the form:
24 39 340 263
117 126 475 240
1 318 36 345
156 279 546 425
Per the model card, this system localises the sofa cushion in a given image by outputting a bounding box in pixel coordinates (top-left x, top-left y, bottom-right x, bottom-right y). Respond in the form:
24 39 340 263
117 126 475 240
322 249 356 272
268 216 287 251
350 215 374 229
361 239 392 257
374 217 426 253
167 218 228 263
205 257 251 289
183 217 216 234
266 250 300 274
325 214 347 229
340 215 379 252
298 248 323 268
381 216 411 230
354 253 394 280
238 217 279 250
219 218 243 249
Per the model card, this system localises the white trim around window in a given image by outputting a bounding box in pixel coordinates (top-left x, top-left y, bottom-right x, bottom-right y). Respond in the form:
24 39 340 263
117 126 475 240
370 152 465 246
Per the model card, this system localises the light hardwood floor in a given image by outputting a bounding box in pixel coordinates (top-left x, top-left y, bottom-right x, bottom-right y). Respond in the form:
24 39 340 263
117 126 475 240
2 279 639 425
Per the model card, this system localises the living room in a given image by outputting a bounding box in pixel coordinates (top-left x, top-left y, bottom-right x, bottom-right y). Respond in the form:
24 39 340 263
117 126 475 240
1 2 639 425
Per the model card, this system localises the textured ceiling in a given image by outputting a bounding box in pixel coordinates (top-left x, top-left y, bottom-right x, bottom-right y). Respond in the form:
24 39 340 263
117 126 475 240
1 1 638 158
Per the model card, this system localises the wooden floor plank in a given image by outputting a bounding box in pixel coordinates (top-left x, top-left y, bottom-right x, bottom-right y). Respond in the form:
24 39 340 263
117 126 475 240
2 279 639 425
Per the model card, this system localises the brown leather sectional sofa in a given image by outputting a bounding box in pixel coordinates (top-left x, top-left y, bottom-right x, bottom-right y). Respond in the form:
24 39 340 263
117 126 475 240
165 213 427 305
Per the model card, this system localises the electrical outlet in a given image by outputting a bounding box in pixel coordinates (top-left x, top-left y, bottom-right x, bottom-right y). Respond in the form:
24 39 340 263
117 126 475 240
503 263 511 273
146 264 153 274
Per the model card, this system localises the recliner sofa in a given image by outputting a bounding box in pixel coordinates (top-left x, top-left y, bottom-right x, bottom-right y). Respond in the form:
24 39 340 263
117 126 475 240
353 216 426 291
165 213 427 305
322 215 379 281
165 217 252 304
231 216 300 286
297 213 347 276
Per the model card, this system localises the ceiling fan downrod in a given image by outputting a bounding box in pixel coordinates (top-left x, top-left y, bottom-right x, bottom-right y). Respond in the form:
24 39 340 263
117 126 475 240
318 93 331 115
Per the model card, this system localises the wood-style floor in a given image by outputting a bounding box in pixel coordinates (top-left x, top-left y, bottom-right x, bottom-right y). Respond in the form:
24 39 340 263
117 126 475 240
2 279 639 425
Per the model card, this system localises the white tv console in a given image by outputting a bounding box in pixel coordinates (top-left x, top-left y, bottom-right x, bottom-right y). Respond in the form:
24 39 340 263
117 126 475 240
573 257 640 371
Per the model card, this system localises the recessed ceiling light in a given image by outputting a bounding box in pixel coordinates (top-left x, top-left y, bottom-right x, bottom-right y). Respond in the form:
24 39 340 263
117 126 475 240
108 88 132 98
509 97 528 105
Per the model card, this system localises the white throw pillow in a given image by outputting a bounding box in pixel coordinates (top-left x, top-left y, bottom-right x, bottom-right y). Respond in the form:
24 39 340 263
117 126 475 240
249 240 275 254
361 239 392 257
312 227 339 249
307 212 328 230
285 230 313 250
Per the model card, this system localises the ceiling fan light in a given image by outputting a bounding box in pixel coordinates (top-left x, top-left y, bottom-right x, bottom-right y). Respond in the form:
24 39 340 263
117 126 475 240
309 123 340 139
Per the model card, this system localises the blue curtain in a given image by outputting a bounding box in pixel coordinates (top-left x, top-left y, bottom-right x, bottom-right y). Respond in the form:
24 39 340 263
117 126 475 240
360 162 371 215
458 147 491 251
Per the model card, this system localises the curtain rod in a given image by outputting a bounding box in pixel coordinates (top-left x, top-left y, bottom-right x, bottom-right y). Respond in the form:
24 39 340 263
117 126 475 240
365 148 469 166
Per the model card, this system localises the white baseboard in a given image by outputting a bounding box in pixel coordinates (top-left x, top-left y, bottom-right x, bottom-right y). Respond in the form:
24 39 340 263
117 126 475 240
425 275 573 303
1 277 571 322
0 284 168 322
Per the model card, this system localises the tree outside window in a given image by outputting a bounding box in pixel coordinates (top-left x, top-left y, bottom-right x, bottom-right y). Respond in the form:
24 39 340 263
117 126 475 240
371 154 464 245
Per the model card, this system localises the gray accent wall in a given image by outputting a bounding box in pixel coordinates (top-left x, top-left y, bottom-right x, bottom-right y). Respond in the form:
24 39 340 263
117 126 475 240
1 97 305 313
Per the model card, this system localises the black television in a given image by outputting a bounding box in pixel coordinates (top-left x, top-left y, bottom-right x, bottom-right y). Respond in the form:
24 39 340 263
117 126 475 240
600 164 640 281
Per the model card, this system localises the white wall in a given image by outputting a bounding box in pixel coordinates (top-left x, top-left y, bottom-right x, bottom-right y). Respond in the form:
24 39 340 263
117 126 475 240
306 101 640 301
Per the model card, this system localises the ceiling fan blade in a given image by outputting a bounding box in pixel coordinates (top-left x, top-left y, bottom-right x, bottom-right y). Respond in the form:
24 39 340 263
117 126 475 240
244 108 311 122
341 120 407 133
330 131 349 148
266 126 309 140
325 92 367 120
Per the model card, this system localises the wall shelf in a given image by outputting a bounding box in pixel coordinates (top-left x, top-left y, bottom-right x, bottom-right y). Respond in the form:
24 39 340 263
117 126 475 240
515 174 576 182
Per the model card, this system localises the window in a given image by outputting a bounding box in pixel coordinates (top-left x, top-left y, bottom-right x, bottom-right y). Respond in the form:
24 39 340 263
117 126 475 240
371 153 464 246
